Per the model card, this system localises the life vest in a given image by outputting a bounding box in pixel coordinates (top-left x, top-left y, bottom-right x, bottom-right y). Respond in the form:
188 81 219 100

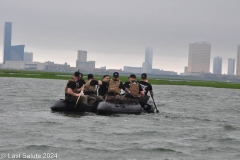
83 79 95 93
108 79 121 95
129 81 139 97
65 79 78 94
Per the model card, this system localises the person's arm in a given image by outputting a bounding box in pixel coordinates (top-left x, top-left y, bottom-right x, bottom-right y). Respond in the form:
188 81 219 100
98 80 102 86
150 90 154 98
121 82 130 94
139 84 144 96
67 88 81 97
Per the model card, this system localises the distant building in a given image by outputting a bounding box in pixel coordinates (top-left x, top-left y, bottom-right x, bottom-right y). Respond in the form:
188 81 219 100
123 66 142 73
77 50 87 62
100 66 106 70
3 22 12 63
188 42 211 73
213 56 222 74
3 22 25 63
228 58 235 75
142 47 153 73
236 45 240 76
184 66 188 73
76 61 95 71
76 50 95 70
10 45 25 61
24 52 33 62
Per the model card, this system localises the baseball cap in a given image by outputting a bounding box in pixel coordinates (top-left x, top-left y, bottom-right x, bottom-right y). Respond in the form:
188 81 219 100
129 74 136 78
113 72 119 78
141 73 147 79
88 74 94 79
74 71 80 77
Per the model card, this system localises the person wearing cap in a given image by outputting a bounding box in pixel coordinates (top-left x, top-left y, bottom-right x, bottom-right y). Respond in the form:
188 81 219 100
98 75 110 99
124 74 144 104
65 72 95 106
83 74 104 103
138 73 153 102
76 72 85 89
106 72 130 103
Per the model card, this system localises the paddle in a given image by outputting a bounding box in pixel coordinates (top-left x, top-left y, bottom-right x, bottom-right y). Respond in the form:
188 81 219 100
75 85 84 108
150 95 159 113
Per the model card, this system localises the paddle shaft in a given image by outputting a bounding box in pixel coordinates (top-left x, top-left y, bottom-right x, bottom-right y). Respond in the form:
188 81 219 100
150 95 159 113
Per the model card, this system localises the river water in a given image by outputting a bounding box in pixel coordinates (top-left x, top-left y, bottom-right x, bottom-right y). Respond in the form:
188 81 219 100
0 77 240 160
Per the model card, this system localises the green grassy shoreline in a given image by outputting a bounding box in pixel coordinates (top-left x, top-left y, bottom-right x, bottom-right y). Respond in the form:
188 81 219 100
1 69 240 89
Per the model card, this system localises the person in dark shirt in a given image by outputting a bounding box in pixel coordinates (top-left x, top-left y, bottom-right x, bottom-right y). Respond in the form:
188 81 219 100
76 72 85 89
138 73 153 96
65 72 96 106
84 74 104 102
124 74 144 104
98 75 110 99
106 72 130 103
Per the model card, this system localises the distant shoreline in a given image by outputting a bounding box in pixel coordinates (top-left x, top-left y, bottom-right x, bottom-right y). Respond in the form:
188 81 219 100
1 69 240 89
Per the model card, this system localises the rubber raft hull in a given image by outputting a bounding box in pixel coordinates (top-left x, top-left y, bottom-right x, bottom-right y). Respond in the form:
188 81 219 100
50 99 98 113
97 101 154 115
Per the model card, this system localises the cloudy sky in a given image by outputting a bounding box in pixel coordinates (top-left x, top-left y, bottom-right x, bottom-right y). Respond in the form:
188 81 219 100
0 0 240 74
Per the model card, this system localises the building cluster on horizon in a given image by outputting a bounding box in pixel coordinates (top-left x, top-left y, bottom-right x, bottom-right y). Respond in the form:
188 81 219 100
182 42 240 77
1 22 73 72
123 47 177 75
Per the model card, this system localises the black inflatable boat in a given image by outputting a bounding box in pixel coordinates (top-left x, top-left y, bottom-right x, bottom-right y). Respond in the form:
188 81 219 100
97 100 155 115
50 99 98 113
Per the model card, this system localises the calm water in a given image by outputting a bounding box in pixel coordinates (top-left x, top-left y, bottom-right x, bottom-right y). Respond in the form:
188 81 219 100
0 77 240 160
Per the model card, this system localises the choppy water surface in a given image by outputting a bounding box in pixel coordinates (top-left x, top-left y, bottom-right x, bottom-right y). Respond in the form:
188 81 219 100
0 77 240 160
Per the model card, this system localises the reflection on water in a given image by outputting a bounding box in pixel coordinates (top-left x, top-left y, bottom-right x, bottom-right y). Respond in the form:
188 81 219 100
0 77 240 160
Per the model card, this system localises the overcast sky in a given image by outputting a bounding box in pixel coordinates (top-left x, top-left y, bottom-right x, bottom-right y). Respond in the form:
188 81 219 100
0 0 240 74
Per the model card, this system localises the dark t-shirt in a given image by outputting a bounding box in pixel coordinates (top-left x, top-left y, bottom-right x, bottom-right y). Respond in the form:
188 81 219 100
124 81 143 92
77 79 85 88
65 80 76 97
138 81 152 95
98 81 108 96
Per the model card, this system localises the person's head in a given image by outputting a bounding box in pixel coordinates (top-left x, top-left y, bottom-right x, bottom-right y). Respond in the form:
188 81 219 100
102 75 110 82
129 74 136 82
73 71 80 82
88 74 94 80
141 73 147 80
113 72 119 80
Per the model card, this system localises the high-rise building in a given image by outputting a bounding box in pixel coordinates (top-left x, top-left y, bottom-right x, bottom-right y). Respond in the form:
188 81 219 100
76 50 95 70
188 42 211 73
3 22 25 63
24 52 33 62
236 45 240 76
3 22 12 63
228 58 235 75
77 50 87 62
142 47 153 73
213 56 222 74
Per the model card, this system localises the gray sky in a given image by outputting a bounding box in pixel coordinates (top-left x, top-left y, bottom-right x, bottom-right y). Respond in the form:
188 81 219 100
0 0 240 74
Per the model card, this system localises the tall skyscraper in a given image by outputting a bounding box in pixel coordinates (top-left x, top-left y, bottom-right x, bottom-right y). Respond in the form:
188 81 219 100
3 22 25 63
213 56 222 74
188 42 211 73
228 58 235 75
77 50 87 62
236 45 240 76
3 22 12 63
24 52 33 62
142 47 153 73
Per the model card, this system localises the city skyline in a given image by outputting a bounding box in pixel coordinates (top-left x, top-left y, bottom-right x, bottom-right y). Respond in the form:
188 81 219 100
1 0 240 74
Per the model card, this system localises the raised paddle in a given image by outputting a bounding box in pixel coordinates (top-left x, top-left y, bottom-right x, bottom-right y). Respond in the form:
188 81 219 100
150 95 159 113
